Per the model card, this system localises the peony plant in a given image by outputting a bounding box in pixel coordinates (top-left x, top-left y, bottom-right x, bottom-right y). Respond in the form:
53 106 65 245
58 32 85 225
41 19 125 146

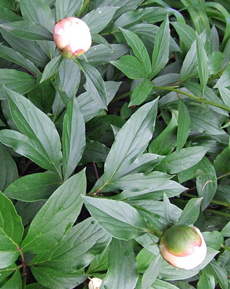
159 225 207 270
53 17 92 59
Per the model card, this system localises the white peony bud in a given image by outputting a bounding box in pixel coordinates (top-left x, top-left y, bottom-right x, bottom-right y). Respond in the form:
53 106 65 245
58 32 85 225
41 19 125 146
53 17 92 59
88 277 102 289
159 225 207 270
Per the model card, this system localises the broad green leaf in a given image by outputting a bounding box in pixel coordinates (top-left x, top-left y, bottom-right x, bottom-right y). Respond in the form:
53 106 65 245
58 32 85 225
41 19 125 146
21 170 86 254
85 44 128 66
130 78 154 106
214 64 230 88
218 86 230 108
151 16 170 78
0 21 53 41
83 7 118 34
221 221 230 237
0 45 40 77
0 69 36 100
90 99 158 193
205 261 228 289
172 22 196 49
177 101 191 151
197 271 215 289
87 246 109 274
155 146 208 174
120 28 152 76
0 143 18 192
2 87 62 175
149 112 178 155
203 231 224 251
33 217 111 271
40 55 63 83
152 279 180 289
81 140 110 163
4 172 62 202
180 40 198 81
62 98 86 180
0 192 24 268
0 7 22 23
105 171 185 196
1 271 22 289
55 0 84 20
111 55 148 79
20 0 55 32
0 0 15 9
0 130 61 174
28 79 55 114
196 34 209 95
83 196 147 240
141 254 162 289
196 157 217 211
55 58 81 99
78 60 107 109
102 239 138 289
178 198 202 225
214 147 230 175
32 267 87 289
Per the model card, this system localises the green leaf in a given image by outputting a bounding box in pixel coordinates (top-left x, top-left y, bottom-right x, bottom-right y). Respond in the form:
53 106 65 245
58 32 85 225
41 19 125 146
21 170 86 254
83 196 147 240
4 172 62 202
0 0 15 9
197 271 215 289
56 0 83 19
62 98 86 180
149 111 178 155
1 87 62 175
218 86 230 108
90 99 158 193
203 231 224 251
102 239 138 289
33 217 111 271
141 254 162 289
83 7 118 34
28 79 56 114
205 261 228 289
0 21 53 41
0 69 36 100
31 267 87 289
178 198 202 225
129 78 154 106
0 45 40 77
196 34 209 95
155 146 208 174
151 16 170 78
180 40 198 81
1 271 22 289
196 157 217 211
20 0 55 32
214 147 230 175
152 279 180 289
0 143 18 192
0 192 24 268
111 55 148 79
55 58 81 100
78 60 107 109
120 28 152 76
172 22 196 49
177 101 191 151
40 55 63 83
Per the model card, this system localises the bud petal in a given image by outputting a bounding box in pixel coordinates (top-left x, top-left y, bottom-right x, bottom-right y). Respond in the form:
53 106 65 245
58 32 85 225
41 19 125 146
88 277 102 289
53 17 92 59
159 225 207 269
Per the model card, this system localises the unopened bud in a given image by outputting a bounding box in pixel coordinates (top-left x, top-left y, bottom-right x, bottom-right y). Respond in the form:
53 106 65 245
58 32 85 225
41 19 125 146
53 17 92 59
88 277 102 289
159 225 207 270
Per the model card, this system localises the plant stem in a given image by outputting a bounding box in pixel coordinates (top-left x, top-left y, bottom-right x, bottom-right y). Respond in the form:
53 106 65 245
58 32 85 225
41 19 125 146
205 209 230 218
182 192 230 208
153 86 230 113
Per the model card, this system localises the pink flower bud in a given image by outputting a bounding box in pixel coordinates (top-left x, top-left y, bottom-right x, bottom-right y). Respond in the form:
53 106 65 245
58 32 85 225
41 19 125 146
159 225 207 270
88 277 102 289
53 17 92 59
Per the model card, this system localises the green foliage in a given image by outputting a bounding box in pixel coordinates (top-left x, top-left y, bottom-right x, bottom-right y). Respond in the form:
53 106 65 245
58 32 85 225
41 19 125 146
0 0 230 288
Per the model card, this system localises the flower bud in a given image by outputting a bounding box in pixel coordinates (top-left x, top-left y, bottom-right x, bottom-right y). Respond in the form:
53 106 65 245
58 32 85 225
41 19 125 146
53 17 92 59
159 225 207 270
88 277 102 289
